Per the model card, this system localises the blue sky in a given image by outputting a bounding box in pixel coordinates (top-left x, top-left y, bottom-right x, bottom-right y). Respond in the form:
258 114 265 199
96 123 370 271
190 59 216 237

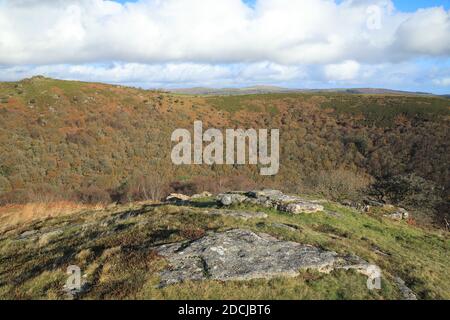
115 0 450 12
0 0 449 93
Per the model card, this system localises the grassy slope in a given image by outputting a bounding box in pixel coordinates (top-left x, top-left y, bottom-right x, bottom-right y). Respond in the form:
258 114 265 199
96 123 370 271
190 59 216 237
0 197 448 300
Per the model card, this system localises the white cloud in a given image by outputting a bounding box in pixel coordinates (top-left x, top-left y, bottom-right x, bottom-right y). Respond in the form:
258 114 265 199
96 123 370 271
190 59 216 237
0 0 449 93
0 0 449 66
433 77 450 86
0 62 307 88
324 60 361 81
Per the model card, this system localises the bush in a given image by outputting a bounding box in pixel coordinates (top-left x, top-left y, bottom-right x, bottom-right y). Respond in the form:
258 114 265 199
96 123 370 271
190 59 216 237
371 174 442 208
303 168 373 200
0 176 11 193
112 173 169 203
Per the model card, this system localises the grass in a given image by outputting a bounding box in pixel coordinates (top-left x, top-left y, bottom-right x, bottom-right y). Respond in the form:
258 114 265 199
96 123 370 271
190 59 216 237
0 197 448 300
0 201 104 231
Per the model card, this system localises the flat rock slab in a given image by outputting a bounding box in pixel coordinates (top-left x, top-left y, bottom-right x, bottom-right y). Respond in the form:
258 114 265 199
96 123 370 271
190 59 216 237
206 210 268 220
156 229 372 288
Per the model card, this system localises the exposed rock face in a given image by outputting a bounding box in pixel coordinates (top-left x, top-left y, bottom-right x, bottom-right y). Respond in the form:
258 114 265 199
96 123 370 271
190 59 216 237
217 190 324 214
206 210 268 221
156 229 376 288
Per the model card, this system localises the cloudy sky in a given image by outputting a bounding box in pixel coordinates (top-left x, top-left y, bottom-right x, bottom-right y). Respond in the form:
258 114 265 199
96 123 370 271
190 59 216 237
0 0 449 93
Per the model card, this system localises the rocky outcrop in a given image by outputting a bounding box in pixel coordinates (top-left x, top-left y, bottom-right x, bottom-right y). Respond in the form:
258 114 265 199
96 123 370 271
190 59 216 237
384 208 409 221
217 190 324 214
156 229 378 288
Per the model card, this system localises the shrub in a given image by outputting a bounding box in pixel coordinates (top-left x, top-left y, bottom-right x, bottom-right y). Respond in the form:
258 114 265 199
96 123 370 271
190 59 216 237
0 176 11 193
112 173 169 203
371 174 441 208
303 168 373 200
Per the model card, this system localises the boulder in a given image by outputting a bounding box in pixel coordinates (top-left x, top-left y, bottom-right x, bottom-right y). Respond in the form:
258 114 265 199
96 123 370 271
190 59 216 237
217 190 324 214
280 202 324 214
217 193 248 206
247 189 283 198
394 277 417 300
384 208 409 220
156 229 378 288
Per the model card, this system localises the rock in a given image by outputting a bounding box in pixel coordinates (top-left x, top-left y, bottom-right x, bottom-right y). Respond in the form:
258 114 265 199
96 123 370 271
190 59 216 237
19 229 38 239
206 210 267 221
363 199 385 207
217 190 324 215
156 229 378 288
384 208 409 221
270 223 301 232
191 191 213 199
279 202 324 214
394 277 417 300
397 208 409 220
217 193 248 206
166 193 191 202
247 189 283 198
38 229 63 246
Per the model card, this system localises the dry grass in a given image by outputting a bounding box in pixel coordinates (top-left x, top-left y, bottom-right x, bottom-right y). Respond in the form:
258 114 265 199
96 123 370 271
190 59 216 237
0 201 104 229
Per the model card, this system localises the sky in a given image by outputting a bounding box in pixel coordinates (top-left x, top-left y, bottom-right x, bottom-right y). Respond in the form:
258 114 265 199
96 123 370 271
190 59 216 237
0 0 449 93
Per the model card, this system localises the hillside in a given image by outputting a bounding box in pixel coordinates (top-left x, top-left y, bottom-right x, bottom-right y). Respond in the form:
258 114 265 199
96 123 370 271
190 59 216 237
168 86 437 96
0 190 448 300
0 76 449 228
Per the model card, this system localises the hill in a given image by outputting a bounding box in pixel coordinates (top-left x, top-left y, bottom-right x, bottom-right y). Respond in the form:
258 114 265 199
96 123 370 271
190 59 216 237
168 86 435 96
0 190 448 300
0 76 449 227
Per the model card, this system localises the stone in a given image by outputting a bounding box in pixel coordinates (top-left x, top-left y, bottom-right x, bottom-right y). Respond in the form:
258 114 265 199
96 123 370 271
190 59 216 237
394 277 417 300
384 208 409 221
217 193 248 206
217 190 324 215
156 229 378 288
166 193 191 202
38 229 63 246
206 210 268 221
279 202 324 214
270 223 301 232
247 189 283 198
19 229 38 239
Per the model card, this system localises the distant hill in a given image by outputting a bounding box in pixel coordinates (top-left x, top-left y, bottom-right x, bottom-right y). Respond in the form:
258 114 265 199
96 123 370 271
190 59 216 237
168 85 294 95
168 86 435 96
